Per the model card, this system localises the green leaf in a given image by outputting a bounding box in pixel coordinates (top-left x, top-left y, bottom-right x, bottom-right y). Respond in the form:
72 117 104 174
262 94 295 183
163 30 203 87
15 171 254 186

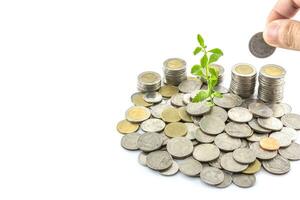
206 101 214 107
193 47 202 55
191 64 201 74
197 34 205 47
208 67 218 79
208 48 223 55
212 91 223 98
192 90 208 102
201 55 208 68
208 53 222 64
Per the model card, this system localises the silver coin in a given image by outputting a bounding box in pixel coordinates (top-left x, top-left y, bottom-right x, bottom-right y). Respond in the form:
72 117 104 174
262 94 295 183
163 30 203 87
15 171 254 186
141 118 166 132
143 92 163 103
262 155 290 175
204 106 228 122
281 103 292 114
138 152 148 166
250 142 277 160
121 132 141 150
240 139 249 148
267 103 286 118
281 113 300 130
279 142 300 161
160 133 170 146
194 128 215 143
183 93 191 104
270 131 292 147
281 127 298 141
184 123 198 140
208 152 224 169
257 117 283 131
200 167 225 186
216 172 232 188
228 107 253 123
199 116 225 135
233 148 256 164
146 150 173 171
213 93 242 109
248 102 273 118
193 144 220 162
214 133 241 151
160 161 179 176
170 93 185 107
178 79 202 93
186 102 211 116
166 137 194 159
248 119 272 134
220 152 249 172
179 157 203 176
241 98 263 109
247 132 269 142
225 122 253 138
232 174 256 188
214 85 229 94
137 132 163 152
249 32 276 58
150 104 173 119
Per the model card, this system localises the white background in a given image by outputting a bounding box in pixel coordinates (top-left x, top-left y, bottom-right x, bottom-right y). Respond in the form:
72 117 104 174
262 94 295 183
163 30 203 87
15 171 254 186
0 0 300 199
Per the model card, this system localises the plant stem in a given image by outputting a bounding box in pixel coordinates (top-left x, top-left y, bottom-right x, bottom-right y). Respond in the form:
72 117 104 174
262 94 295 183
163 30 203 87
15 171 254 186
203 48 213 103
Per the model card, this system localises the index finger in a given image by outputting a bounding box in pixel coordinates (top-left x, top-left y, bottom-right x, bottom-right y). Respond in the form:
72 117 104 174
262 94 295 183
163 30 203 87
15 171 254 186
267 0 300 23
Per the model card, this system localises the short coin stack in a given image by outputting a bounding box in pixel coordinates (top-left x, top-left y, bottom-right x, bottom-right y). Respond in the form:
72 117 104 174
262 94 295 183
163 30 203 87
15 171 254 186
163 58 187 86
117 66 300 189
230 63 257 98
137 71 161 92
258 64 286 103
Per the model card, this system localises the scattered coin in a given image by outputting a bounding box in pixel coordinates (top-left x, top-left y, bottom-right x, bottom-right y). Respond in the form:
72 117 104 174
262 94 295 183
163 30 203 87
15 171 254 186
248 119 272 134
170 93 185 107
267 103 286 118
143 92 163 103
179 157 203 176
242 159 262 174
199 116 225 135
204 106 228 122
241 98 263 109
137 132 163 152
164 122 187 138
250 142 277 160
200 167 225 186
281 127 298 141
183 93 191 104
257 117 283 131
213 93 242 109
141 118 166 132
160 161 179 176
194 128 215 143
178 79 202 93
214 133 241 152
167 137 194 158
208 152 224 169
161 107 181 123
248 102 273 118
126 106 151 123
159 85 179 98
131 92 153 107
216 172 233 188
270 131 292 147
225 122 253 138
249 32 276 58
232 174 256 188
186 102 211 116
281 113 300 130
233 148 256 164
260 137 280 151
117 119 140 134
146 151 173 171
184 123 198 140
150 104 173 119
262 155 290 175
138 152 148 166
281 103 292 114
193 144 220 162
228 107 253 123
247 133 269 142
221 153 249 173
279 142 300 161
178 107 193 122
121 132 141 150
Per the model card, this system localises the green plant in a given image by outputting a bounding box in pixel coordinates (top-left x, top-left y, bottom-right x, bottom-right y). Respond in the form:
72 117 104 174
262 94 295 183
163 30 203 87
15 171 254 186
191 34 224 106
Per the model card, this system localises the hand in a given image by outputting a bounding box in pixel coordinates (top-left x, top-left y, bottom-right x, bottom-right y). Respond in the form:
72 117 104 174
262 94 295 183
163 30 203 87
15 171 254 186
263 0 300 50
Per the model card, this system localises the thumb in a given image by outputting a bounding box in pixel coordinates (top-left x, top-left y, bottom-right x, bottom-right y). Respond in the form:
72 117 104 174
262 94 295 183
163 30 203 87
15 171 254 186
263 19 300 51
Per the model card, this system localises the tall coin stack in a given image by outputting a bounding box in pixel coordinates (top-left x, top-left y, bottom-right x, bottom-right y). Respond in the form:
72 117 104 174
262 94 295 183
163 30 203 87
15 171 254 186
230 63 257 98
258 64 286 103
137 71 161 92
163 58 187 86
201 64 225 85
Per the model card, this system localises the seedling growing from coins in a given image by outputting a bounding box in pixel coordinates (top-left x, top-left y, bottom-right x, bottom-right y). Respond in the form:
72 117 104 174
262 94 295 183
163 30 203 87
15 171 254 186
191 34 224 106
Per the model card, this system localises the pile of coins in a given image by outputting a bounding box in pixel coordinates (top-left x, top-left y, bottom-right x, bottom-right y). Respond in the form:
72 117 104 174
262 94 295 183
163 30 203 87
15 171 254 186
117 61 300 189
230 63 257 98
201 64 225 85
137 71 162 92
163 58 187 86
258 64 286 103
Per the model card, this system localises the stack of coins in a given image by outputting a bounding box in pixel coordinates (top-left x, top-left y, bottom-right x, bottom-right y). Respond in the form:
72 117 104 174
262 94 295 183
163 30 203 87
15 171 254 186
163 58 187 86
258 64 286 103
137 71 161 92
230 63 257 98
201 64 225 85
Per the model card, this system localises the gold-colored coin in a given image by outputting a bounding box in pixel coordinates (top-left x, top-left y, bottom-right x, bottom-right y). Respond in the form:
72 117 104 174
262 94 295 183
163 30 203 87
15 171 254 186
164 122 187 138
125 106 151 123
159 85 179 98
131 93 152 107
178 107 192 122
261 64 286 77
164 58 185 70
235 65 254 75
242 159 261 174
116 120 139 134
259 137 280 151
161 107 181 123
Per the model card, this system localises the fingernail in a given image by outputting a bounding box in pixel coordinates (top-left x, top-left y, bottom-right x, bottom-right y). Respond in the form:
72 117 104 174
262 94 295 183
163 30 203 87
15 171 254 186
264 21 280 43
